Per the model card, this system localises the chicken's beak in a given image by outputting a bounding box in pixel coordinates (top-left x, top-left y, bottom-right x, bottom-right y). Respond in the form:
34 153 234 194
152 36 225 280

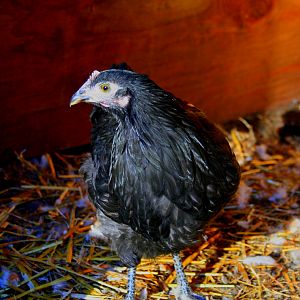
70 71 100 107
70 90 89 107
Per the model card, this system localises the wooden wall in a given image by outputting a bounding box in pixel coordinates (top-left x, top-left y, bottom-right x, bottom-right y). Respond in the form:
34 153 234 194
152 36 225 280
1 0 300 156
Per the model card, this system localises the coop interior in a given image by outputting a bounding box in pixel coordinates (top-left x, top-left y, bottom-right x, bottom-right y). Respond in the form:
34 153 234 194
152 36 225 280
0 1 299 299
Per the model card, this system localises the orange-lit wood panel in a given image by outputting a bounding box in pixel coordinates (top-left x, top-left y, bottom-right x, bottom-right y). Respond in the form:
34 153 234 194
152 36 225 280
1 0 300 156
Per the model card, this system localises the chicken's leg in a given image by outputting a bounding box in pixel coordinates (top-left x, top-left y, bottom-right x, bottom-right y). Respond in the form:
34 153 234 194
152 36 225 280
124 267 136 300
173 253 205 300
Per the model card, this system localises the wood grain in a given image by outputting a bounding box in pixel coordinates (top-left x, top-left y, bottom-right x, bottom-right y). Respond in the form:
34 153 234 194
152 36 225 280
1 0 300 156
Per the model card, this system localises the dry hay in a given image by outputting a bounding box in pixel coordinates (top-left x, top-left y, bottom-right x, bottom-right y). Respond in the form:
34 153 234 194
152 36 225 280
0 118 299 299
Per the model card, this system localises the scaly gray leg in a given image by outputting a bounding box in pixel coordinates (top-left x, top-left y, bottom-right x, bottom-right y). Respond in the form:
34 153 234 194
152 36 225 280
124 267 136 300
172 253 205 300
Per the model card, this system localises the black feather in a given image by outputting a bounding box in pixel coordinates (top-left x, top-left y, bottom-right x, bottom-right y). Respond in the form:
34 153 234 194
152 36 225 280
80 68 240 267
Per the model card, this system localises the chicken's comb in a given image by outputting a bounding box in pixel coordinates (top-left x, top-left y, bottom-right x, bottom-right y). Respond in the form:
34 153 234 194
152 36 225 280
89 70 100 82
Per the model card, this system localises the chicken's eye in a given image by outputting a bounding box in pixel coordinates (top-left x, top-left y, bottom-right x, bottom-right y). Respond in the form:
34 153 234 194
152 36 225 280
100 84 110 92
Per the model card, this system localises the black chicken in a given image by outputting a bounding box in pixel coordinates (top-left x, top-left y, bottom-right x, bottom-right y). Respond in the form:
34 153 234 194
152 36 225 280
70 66 240 299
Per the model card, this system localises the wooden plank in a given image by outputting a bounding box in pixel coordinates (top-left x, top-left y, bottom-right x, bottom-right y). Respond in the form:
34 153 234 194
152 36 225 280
1 0 300 156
